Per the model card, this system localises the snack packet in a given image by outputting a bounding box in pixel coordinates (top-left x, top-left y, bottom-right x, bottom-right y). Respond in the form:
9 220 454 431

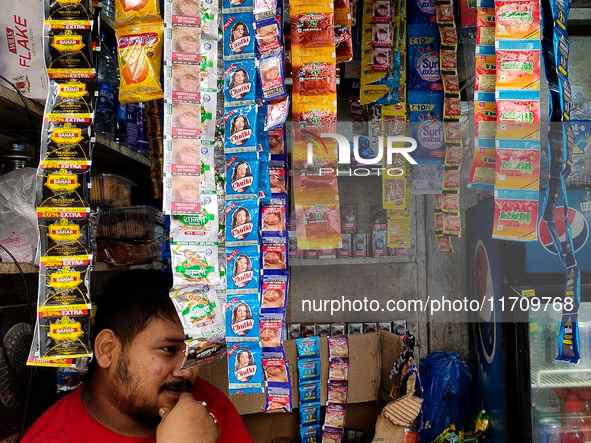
115 18 164 103
114 0 160 24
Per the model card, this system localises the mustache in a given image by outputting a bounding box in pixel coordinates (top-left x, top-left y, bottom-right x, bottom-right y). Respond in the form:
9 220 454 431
159 380 193 393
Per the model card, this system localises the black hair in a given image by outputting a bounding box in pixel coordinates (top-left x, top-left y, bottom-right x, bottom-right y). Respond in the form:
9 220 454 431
92 270 177 350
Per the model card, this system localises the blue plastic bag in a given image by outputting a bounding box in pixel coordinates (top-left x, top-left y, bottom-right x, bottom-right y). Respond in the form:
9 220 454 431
419 351 472 443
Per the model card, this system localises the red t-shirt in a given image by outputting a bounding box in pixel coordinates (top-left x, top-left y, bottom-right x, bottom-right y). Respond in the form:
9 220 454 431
21 377 254 443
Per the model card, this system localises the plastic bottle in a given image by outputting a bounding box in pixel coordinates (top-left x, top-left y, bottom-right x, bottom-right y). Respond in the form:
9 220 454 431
136 102 150 156
561 400 586 443
102 0 115 20
578 391 591 442
114 101 127 146
95 33 117 140
126 103 139 152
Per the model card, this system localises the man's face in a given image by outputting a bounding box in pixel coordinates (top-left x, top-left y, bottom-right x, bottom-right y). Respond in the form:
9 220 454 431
108 317 199 425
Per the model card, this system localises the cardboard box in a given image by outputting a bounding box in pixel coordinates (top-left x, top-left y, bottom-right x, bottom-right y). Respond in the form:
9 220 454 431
198 332 403 443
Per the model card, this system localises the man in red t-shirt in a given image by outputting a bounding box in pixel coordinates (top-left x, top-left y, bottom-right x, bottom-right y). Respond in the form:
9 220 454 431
21 270 255 443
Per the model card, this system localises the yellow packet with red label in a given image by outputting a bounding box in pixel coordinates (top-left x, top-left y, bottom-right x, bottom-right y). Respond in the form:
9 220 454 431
114 0 160 25
115 18 164 103
294 189 342 250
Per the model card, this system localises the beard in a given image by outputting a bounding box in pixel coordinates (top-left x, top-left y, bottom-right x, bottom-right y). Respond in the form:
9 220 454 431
112 353 193 428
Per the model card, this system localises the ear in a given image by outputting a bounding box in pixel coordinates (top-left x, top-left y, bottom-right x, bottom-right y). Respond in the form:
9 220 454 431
93 329 120 369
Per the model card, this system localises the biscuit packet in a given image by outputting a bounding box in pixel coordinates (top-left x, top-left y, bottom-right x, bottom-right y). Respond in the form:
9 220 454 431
327 380 348 404
299 380 321 403
298 358 321 383
227 342 265 394
114 0 160 24
171 241 221 286
260 310 285 349
261 274 288 311
328 335 349 358
262 235 289 274
328 356 349 381
261 195 288 236
301 425 322 443
225 293 260 341
115 18 164 103
44 20 95 79
301 402 322 426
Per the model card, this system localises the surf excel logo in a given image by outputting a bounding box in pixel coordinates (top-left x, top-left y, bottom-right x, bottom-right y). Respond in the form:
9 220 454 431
306 132 418 177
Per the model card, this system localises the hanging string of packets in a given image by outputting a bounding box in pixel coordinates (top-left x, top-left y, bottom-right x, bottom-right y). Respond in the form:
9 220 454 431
492 0 541 242
28 0 100 367
435 0 461 253
468 5 496 189
540 0 580 364
290 0 342 251
221 0 293 410
381 0 412 253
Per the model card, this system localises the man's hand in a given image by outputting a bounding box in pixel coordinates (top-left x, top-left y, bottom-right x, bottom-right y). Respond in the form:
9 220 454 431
156 392 220 443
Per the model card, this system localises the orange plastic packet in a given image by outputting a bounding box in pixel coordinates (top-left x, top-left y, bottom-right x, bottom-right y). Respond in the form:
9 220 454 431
476 8 495 46
495 147 540 190
496 99 540 140
116 18 164 103
114 0 160 25
495 47 540 90
492 195 538 241
495 0 540 41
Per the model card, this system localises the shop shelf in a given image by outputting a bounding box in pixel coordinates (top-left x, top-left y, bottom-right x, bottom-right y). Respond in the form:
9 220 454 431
289 255 414 266
0 84 150 182
532 362 591 388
